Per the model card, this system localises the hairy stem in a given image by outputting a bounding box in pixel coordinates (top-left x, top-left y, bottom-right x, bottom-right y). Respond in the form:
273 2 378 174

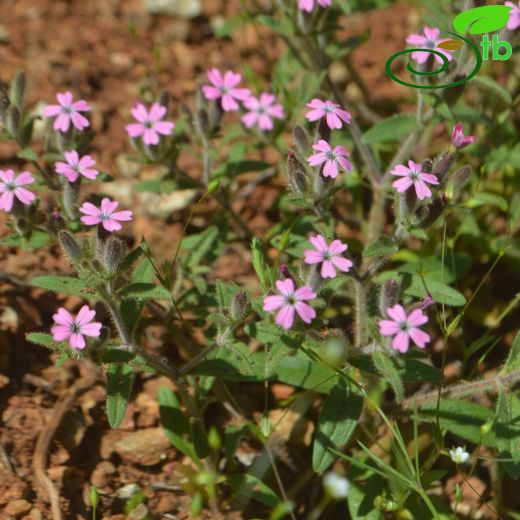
398 367 520 409
352 279 368 348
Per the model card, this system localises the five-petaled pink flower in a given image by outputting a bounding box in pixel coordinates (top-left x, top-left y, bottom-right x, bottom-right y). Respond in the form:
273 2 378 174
263 279 316 330
306 99 351 130
304 235 353 278
126 103 175 146
391 160 439 200
308 140 352 179
201 69 251 111
451 123 476 149
241 93 285 131
298 0 331 12
79 198 133 232
379 304 430 353
55 151 99 183
51 305 102 350
43 92 91 132
0 170 36 212
505 2 520 30
406 27 454 64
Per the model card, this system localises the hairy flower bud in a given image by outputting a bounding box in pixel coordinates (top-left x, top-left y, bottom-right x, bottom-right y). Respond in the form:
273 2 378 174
317 116 331 143
421 159 432 173
195 108 210 137
103 235 126 273
58 230 82 264
6 105 20 136
431 151 455 182
418 194 447 229
47 211 66 235
379 279 400 317
15 216 28 234
158 91 170 114
230 290 250 321
9 70 26 111
293 124 310 154
287 152 307 195
62 177 81 219
398 187 417 220
448 165 471 201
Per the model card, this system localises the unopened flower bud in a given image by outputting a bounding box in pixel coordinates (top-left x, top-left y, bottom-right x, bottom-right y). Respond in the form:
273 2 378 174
58 230 82 264
6 105 20 136
47 211 66 235
9 70 26 111
421 159 433 173
418 194 447 229
15 217 28 234
287 152 307 194
230 290 250 321
0 89 9 126
317 116 331 143
293 124 310 154
398 187 417 220
379 279 400 316
158 91 170 114
62 177 81 219
448 165 471 201
431 151 455 182
103 235 126 273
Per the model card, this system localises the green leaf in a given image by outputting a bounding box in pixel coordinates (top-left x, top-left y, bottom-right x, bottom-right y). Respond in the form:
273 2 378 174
184 226 219 268
372 351 404 403
495 389 520 478
106 364 135 429
375 271 466 306
313 379 363 472
364 236 397 258
419 399 496 447
158 386 200 462
17 147 38 161
467 191 508 211
227 473 281 508
31 275 97 298
361 114 417 145
470 75 512 107
452 5 512 35
214 160 271 180
118 282 171 300
25 332 60 350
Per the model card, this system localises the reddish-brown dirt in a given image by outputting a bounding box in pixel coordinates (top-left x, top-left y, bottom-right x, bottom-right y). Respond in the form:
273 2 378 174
0 1 416 518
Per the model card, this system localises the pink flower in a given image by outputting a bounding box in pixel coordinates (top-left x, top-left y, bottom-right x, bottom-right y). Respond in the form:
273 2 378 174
201 69 251 112
43 92 91 132
0 170 36 212
391 160 439 200
241 93 285 131
298 0 331 11
51 305 102 350
263 279 316 330
379 304 430 353
304 235 353 278
406 27 454 64
79 198 133 232
308 140 353 179
126 103 175 146
55 151 99 182
505 2 520 30
451 123 476 149
305 99 351 130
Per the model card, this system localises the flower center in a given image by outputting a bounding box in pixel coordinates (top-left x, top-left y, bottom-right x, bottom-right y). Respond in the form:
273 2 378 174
326 150 337 161
72 323 81 333
286 295 297 305
323 104 334 113
400 320 410 332
426 39 436 49
409 169 421 181
145 120 154 128
5 182 17 192
100 212 112 221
